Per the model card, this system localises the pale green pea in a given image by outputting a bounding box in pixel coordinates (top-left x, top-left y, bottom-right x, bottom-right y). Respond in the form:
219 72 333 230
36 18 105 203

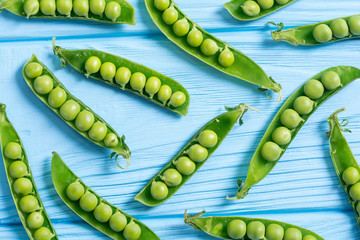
187 28 203 47
13 178 33 195
303 235 317 240
169 91 186 107
280 109 302 129
293 96 313 115
130 72 146 92
100 62 116 82
105 1 121 22
218 47 235 67
5 142 22 159
265 223 284 240
73 0 89 17
284 227 302 240
9 161 28 178
40 0 56 16
94 203 113 223
79 192 98 212
247 221 265 240
173 19 190 37
110 212 127 232
349 182 360 201
145 76 161 97
88 121 107 142
24 0 40 18
304 79 324 100
66 181 85 201
276 0 289 4
48 87 67 108
34 227 52 240
56 0 72 16
313 24 332 43
25 62 43 79
258 0 274 10
157 85 172 103
154 0 169 11
227 219 246 239
261 141 282 162
115 67 131 87
27 211 44 229
188 144 208 162
242 1 260 17
104 133 119 147
174 156 196 175
85 56 102 75
330 18 349 38
198 130 218 148
19 195 39 213
150 181 168 200
161 168 182 186
59 100 81 121
34 75 54 95
321 71 341 90
75 110 95 132
90 0 105 16
272 126 291 145
200 39 218 56
162 6 178 25
342 167 360 185
348 16 360 35
123 221 142 240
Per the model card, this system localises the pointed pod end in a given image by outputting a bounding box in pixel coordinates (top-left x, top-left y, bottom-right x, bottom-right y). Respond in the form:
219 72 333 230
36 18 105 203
184 210 206 230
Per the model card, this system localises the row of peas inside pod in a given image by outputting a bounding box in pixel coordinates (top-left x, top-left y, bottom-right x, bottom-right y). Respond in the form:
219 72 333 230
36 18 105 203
241 0 290 17
154 0 235 68
24 62 119 147
342 167 360 216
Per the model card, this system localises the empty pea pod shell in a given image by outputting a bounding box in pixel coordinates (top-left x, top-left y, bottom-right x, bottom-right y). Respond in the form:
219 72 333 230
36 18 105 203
228 66 360 200
51 152 160 240
0 103 58 240
0 0 135 25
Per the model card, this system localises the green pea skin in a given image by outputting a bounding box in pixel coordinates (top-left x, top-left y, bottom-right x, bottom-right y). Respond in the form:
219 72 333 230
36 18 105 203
66 181 85 201
40 0 56 16
169 91 186 107
157 85 172 103
276 0 289 4
85 56 102 75
227 219 246 239
73 0 89 17
265 223 284 240
88 121 107 141
342 167 360 185
303 235 317 240
104 133 119 147
162 6 178 25
349 182 360 201
115 67 132 88
5 142 22 159
241 1 260 17
34 75 54 95
330 18 349 38
187 28 203 47
19 195 39 213
188 144 208 162
60 100 81 121
79 192 98 212
198 130 218 148
313 24 333 43
247 221 265 240
304 79 324 100
173 19 190 37
13 178 33 195
161 168 182 186
280 109 302 129
284 227 302 240
56 0 72 16
348 16 360 35
48 87 67 108
174 156 196 175
258 0 274 10
90 0 105 16
261 141 282 162
34 227 52 240
154 0 169 11
100 62 116 81
27 211 44 229
272 126 291 145
130 72 146 92
25 62 43 79
123 221 142 240
218 47 235 67
200 39 219 56
150 181 168 200
145 76 161 98
94 203 113 222
9 161 28 178
109 212 127 232
75 110 95 132
105 1 121 22
293 96 313 115
24 0 40 18
321 71 341 90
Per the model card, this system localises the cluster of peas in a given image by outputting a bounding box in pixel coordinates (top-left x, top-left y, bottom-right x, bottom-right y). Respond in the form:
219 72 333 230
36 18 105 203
261 71 342 162
149 130 218 200
241 0 290 17
84 56 187 107
342 167 360 215
154 0 235 68
24 62 119 147
23 0 122 21
225 219 317 240
65 181 141 240
313 15 360 43
4 142 54 240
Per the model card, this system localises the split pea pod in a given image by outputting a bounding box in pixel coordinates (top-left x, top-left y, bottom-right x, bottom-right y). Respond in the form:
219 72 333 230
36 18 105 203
0 0 135 25
51 152 160 240
52 39 190 116
23 54 130 166
135 104 252 206
271 14 360 46
185 210 323 240
228 66 360 200
145 0 282 99
0 103 58 240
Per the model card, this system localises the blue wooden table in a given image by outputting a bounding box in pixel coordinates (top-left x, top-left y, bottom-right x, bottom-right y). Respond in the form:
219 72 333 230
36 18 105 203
1 0 360 239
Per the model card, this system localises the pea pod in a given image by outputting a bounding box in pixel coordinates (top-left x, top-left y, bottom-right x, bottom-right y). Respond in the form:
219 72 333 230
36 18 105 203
51 152 160 240
271 15 360 46
145 0 282 99
228 66 360 200
135 104 252 206
52 39 190 116
23 54 130 166
0 0 135 25
0 103 58 240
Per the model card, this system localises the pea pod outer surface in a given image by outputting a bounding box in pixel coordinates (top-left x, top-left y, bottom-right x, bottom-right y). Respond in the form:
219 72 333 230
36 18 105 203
51 152 160 240
134 104 251 206
271 14 360 46
184 210 324 240
23 54 131 164
0 103 58 240
144 0 282 98
224 0 297 21
52 41 190 116
0 0 135 25
229 66 360 200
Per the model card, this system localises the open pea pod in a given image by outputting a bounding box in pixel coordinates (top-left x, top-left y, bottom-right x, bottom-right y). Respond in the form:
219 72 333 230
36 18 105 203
224 0 296 21
51 152 160 240
52 40 190 116
23 54 130 166
185 210 324 240
0 0 135 25
228 66 360 200
0 103 58 240
135 104 252 206
145 0 282 99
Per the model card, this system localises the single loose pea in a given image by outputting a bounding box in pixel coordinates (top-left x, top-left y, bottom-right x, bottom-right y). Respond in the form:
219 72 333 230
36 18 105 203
90 0 105 16
79 192 98 212
24 0 40 18
303 235 317 240
40 0 56 16
162 6 178 25
115 67 132 87
85 56 101 75
258 0 274 10
145 76 161 97
150 181 168 200
75 110 95 132
56 0 72 16
188 144 208 162
280 109 302 129
169 91 186 107
157 85 172 103
265 223 284 240
60 100 81 121
25 62 43 79
284 227 302 240
200 39 218 56
19 195 38 213
227 219 246 239
100 62 116 82
198 130 218 148
261 141 282 162
276 0 289 4
154 0 169 11
293 96 313 115
161 168 182 186
342 167 360 185
48 87 67 108
88 121 107 141
130 72 146 92
247 221 265 240
94 203 113 222
218 48 235 67
123 221 142 240
173 19 190 37
241 1 260 17
272 126 291 145
330 18 349 38
313 24 332 43
34 227 52 240
174 156 196 175
27 211 44 229
349 182 360 201
187 28 203 47
304 79 324 100
105 1 121 22
5 142 22 159
321 71 341 90
9 161 28 178
34 75 54 95
73 0 89 17
348 16 360 35
109 212 127 232
13 178 33 195
104 133 119 147
66 181 85 201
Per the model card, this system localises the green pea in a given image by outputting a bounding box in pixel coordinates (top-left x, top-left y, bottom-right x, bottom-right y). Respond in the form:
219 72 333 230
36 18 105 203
75 110 95 132
88 121 107 142
349 182 360 201
218 48 235 67
293 96 313 115
275 0 289 4
73 0 89 17
154 0 169 11
169 91 186 107
198 130 218 148
109 212 127 232
321 71 341 90
27 211 44 229
227 219 246 239
94 203 113 222
40 0 56 16
34 75 54 95
60 100 81 121
187 28 203 47
173 18 190 37
188 144 208 162
85 56 102 75
90 0 105 16
247 221 265 240
9 161 28 178
348 16 360 35
313 24 332 43
161 168 182 186
280 109 302 129
5 142 22 159
56 0 72 16
100 62 116 82
342 167 360 185
123 221 142 240
174 156 196 175
272 126 291 145
200 39 218 56
145 76 161 97
13 178 33 195
304 79 324 100
66 181 85 201
130 72 146 92
79 192 98 212
34 227 52 240
114 67 131 88
303 235 317 240
261 141 282 162
265 223 284 240
48 87 67 108
19 195 38 213
105 1 121 22
24 0 40 18
162 6 178 25
284 227 302 240
104 133 119 147
241 1 260 17
150 181 168 200
157 85 172 103
330 18 349 38
25 62 43 79
258 0 274 10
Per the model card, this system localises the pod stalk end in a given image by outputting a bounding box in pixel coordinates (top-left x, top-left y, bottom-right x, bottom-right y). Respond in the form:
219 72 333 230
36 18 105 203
271 30 299 46
184 210 206 230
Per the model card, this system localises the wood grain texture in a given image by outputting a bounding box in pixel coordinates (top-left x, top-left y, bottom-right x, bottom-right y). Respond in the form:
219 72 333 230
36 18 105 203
0 0 360 239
